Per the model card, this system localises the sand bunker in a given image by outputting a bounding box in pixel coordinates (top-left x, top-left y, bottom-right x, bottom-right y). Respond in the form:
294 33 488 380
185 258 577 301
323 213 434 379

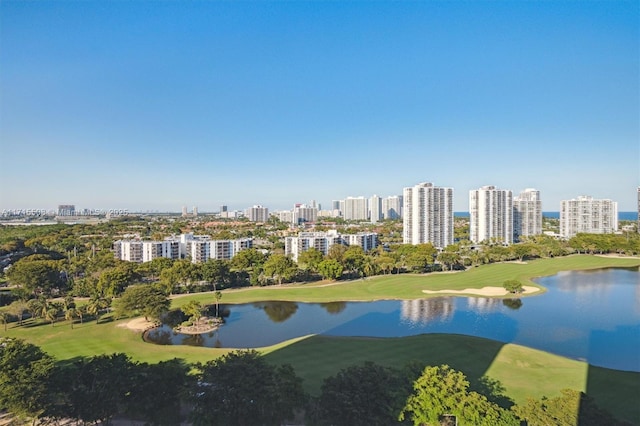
117 317 157 332
422 285 540 297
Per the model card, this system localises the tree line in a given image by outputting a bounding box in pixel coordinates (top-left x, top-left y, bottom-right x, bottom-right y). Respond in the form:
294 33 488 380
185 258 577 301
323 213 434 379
0 338 629 426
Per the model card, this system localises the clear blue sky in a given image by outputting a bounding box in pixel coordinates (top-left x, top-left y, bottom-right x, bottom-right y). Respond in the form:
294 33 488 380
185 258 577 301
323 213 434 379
1 1 638 212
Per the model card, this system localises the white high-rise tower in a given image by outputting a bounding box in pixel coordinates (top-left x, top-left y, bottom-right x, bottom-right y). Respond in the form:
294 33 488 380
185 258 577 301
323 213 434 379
560 196 618 237
513 188 542 241
403 182 454 249
469 185 513 244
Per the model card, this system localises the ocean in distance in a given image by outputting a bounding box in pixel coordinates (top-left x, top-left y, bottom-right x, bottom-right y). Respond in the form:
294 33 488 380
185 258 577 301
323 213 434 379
454 212 638 221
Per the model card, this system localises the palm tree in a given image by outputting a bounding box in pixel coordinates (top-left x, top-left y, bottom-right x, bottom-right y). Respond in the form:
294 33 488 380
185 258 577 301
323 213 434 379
87 295 111 324
65 307 77 329
45 307 58 327
0 312 9 331
214 291 222 318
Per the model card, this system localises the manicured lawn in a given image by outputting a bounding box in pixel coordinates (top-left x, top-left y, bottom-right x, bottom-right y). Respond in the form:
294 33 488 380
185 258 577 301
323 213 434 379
1 317 231 364
172 255 640 307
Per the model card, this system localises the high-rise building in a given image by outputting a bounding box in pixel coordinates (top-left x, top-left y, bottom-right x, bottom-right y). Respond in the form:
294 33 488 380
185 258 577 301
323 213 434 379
57 205 76 216
469 185 513 244
382 195 403 219
560 196 618 238
369 195 382 223
181 206 188 217
192 206 198 217
637 187 640 233
403 182 454 249
513 189 543 241
343 196 368 221
246 205 269 222
293 204 318 224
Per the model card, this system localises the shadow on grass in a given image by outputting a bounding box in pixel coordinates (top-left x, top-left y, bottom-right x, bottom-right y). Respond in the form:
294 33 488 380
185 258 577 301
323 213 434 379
585 365 640 425
263 333 507 399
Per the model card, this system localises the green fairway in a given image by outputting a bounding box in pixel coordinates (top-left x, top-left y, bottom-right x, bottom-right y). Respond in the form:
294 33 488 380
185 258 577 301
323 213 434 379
171 254 640 307
1 255 639 423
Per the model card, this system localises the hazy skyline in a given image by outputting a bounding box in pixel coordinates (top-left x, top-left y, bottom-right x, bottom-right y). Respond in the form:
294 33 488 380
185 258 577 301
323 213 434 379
1 1 638 212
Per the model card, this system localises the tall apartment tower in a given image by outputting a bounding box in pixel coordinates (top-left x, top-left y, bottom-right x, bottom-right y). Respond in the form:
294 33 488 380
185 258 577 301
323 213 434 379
469 185 513 244
382 195 403 219
369 195 382 223
403 182 454 249
247 205 269 222
343 196 368 221
513 188 543 241
560 196 618 238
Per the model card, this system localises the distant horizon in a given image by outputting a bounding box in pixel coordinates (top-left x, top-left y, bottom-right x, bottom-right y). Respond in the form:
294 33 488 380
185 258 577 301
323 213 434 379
2 1 638 212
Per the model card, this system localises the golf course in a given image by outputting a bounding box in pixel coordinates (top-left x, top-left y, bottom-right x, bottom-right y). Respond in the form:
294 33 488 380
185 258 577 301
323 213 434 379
2 254 639 423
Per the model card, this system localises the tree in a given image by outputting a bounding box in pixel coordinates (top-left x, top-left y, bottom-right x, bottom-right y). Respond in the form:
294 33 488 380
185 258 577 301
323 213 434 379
5 257 63 297
297 248 324 274
437 250 462 271
97 262 140 297
326 243 347 264
316 361 406 426
64 307 77 329
86 294 111 323
124 359 192 425
399 365 519 426
503 279 523 294
0 311 9 331
190 350 306 426
214 290 222 317
406 243 438 272
45 305 59 326
263 254 298 285
8 300 28 326
182 300 203 323
0 338 56 422
343 246 366 278
375 254 396 274
201 259 231 290
317 259 343 280
52 353 134 424
113 284 170 321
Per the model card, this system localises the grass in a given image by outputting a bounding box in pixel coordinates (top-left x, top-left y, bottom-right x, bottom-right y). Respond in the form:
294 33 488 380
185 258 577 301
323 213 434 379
1 255 639 423
171 254 640 307
264 334 639 424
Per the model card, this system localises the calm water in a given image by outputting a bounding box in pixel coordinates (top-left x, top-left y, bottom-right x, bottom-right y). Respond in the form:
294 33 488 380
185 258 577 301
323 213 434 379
145 267 640 371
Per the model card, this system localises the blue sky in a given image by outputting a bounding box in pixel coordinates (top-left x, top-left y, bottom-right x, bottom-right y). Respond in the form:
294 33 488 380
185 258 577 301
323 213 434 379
1 1 638 212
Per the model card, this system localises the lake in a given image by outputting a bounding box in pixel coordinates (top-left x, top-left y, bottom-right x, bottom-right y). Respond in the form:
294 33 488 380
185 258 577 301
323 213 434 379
145 267 640 371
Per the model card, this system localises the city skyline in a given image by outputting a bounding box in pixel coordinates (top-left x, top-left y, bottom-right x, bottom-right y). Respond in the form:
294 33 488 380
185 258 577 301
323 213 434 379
1 1 638 211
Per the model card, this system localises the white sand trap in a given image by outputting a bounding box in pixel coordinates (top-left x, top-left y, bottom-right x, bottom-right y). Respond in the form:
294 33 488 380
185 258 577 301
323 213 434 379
422 285 540 297
116 317 156 332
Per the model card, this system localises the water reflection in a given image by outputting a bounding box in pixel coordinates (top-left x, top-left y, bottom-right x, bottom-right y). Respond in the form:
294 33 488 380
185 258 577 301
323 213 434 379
320 301 347 315
181 333 205 347
400 297 455 325
467 297 502 313
502 299 523 310
145 329 173 345
253 301 299 323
